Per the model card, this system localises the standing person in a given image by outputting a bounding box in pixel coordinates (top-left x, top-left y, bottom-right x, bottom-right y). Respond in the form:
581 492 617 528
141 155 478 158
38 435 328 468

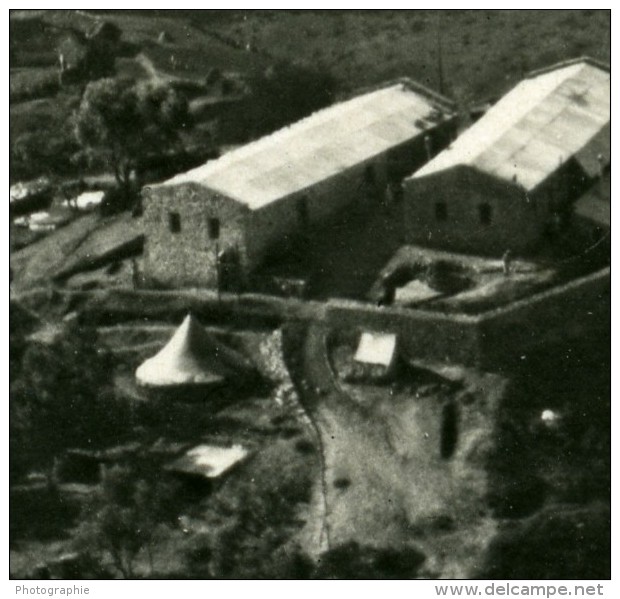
502 249 513 276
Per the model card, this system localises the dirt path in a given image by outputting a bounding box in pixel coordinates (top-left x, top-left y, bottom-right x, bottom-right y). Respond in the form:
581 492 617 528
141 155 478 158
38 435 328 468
296 324 420 551
292 322 504 577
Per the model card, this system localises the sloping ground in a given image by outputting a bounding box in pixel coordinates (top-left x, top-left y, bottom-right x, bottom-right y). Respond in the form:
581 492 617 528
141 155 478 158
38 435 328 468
36 9 268 80
286 322 507 577
9 315 319 578
211 10 610 99
54 217 143 280
283 319 609 578
10 213 143 292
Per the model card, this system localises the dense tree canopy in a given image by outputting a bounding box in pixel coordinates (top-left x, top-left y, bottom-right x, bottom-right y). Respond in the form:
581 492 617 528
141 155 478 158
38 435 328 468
73 78 190 192
10 326 128 478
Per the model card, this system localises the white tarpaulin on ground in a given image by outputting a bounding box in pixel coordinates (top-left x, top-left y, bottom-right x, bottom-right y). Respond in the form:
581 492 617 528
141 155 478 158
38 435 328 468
73 190 105 210
395 279 441 304
355 332 398 368
166 444 249 479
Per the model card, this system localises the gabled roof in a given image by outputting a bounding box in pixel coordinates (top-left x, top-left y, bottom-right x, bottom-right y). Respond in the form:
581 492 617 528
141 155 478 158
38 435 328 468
159 80 455 210
412 58 610 191
136 313 254 387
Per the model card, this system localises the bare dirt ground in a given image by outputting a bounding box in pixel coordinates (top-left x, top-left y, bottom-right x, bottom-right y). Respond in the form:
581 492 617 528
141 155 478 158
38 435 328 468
10 212 143 292
290 322 508 578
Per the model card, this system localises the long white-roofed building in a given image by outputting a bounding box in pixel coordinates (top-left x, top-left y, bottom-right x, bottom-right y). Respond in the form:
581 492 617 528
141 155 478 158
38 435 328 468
142 79 456 289
403 58 610 255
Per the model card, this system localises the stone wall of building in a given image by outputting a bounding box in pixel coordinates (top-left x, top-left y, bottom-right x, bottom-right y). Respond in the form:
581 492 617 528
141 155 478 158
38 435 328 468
403 167 549 256
142 182 248 288
141 115 459 289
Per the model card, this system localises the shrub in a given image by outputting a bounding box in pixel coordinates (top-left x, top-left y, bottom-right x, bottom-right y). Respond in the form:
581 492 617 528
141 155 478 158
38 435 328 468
314 541 425 579
10 326 130 475
10 68 59 103
480 503 610 579
74 465 174 579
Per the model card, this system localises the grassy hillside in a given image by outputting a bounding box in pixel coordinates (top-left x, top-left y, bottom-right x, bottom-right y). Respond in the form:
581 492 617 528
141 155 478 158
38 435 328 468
203 9 610 101
98 10 611 101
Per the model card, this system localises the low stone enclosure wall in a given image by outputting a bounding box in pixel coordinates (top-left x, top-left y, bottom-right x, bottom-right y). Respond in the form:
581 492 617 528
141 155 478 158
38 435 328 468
475 267 610 365
17 267 609 369
326 267 610 368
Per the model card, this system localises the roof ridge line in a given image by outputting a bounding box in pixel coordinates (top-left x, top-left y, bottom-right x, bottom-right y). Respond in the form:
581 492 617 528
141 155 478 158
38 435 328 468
341 76 456 111
160 80 455 192
409 59 609 186
526 56 609 79
192 84 421 169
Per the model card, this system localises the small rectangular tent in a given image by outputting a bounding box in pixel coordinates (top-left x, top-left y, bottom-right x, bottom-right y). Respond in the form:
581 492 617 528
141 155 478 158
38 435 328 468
354 331 399 380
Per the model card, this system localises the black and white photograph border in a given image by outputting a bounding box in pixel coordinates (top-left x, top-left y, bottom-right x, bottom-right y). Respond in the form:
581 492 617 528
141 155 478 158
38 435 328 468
6 0 615 594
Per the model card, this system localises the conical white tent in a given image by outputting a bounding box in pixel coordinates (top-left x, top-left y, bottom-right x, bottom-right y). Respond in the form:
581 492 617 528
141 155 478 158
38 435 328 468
136 313 254 387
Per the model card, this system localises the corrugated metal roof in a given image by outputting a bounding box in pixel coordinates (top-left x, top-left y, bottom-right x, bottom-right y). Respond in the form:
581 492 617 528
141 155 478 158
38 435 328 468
412 59 610 191
160 81 454 210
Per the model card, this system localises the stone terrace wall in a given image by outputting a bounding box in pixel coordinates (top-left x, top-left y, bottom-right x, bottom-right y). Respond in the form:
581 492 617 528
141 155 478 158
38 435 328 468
476 267 610 367
34 268 609 369
325 267 609 367
325 299 481 365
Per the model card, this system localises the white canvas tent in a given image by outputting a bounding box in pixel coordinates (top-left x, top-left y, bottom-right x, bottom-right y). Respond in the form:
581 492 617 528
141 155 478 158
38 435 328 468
135 313 254 387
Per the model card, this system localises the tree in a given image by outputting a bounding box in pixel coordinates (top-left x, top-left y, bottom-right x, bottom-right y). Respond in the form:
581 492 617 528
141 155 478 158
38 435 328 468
313 541 426 579
73 78 189 202
75 466 169 579
10 326 128 475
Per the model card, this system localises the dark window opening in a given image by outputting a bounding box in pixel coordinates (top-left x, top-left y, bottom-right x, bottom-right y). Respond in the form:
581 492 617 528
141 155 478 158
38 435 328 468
435 202 448 222
168 212 181 233
478 203 492 225
208 217 220 240
440 401 459 459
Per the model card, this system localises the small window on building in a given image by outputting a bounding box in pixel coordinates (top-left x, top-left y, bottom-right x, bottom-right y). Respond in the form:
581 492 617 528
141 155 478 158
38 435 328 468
168 212 181 233
435 202 448 222
208 217 220 240
478 203 492 226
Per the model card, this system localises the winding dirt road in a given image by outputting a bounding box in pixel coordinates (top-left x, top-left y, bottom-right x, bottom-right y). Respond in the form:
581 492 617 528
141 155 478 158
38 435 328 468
291 322 504 577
